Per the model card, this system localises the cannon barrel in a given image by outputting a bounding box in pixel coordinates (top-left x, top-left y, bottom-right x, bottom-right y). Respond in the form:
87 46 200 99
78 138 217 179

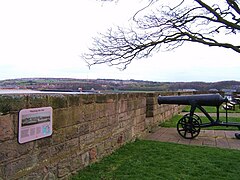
158 94 227 106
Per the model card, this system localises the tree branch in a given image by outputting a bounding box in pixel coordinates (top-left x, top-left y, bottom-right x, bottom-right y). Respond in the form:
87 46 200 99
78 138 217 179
84 0 240 69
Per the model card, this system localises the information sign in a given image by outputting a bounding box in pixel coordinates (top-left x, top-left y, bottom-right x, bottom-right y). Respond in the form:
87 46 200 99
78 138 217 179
18 107 53 144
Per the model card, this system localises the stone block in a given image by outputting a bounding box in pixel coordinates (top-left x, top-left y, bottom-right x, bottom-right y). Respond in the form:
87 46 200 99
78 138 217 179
65 125 79 140
103 139 112 150
0 95 27 114
146 93 155 98
0 164 4 179
36 137 52 148
82 104 96 121
124 128 133 141
145 117 153 128
5 154 38 179
96 104 106 118
0 114 14 141
118 100 128 113
117 134 124 144
67 106 85 126
57 159 70 178
146 97 154 105
79 132 95 149
67 95 81 107
48 95 68 109
42 171 56 180
12 113 19 136
94 127 111 140
69 154 82 172
108 115 118 130
83 113 93 122
34 147 50 162
140 107 146 116
78 123 90 136
81 152 89 167
94 117 108 131
140 98 147 108
89 147 97 162
0 140 34 163
118 112 128 122
51 129 65 145
52 109 69 130
117 93 128 101
135 109 141 116
81 94 96 104
134 114 145 125
96 143 105 158
134 122 145 134
127 101 135 111
146 111 154 118
26 95 49 109
146 104 154 113
95 94 108 103
65 138 79 152
106 102 117 116
106 94 118 103
49 143 67 157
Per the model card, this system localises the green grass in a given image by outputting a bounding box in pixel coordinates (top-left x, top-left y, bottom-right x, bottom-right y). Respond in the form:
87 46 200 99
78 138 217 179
160 115 240 130
72 140 240 180
182 105 240 113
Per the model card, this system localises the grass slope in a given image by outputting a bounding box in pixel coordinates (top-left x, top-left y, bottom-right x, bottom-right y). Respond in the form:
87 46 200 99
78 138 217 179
72 140 240 180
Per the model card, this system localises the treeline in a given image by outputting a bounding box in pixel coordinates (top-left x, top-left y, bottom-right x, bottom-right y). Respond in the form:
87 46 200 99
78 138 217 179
0 78 240 92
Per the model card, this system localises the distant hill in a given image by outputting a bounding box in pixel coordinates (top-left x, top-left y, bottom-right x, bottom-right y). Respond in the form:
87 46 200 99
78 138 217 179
0 78 240 92
167 81 240 92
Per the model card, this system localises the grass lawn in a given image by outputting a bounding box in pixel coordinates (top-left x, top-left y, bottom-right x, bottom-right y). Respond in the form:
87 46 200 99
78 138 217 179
162 105 240 130
160 115 240 130
72 140 240 180
182 105 240 113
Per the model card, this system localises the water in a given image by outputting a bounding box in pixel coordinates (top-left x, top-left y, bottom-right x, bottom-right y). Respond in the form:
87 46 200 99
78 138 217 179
0 89 85 95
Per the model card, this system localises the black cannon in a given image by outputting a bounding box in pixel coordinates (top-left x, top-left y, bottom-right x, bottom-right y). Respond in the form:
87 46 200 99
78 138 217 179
158 94 240 139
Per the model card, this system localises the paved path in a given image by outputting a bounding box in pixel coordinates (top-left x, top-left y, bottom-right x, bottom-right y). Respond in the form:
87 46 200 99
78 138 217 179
144 127 240 150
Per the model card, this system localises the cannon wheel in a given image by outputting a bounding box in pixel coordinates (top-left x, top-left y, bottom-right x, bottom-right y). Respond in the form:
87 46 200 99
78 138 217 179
177 114 201 139
183 113 202 125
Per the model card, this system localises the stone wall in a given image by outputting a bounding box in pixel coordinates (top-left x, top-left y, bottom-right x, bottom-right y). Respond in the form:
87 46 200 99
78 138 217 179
146 92 184 131
0 92 183 179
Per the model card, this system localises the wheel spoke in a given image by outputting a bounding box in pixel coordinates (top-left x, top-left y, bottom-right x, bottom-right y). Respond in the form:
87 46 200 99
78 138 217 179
192 126 197 132
191 131 193 138
178 122 186 126
184 130 187 137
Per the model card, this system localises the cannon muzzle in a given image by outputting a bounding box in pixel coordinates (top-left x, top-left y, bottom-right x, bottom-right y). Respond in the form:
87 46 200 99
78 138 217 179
158 94 227 107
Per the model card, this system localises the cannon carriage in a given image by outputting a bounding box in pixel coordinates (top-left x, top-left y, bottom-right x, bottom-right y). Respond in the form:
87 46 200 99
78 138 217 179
158 94 240 139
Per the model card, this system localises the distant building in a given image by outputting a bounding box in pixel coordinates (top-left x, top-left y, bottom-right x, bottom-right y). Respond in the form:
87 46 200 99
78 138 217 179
221 89 236 93
209 89 219 92
178 89 197 92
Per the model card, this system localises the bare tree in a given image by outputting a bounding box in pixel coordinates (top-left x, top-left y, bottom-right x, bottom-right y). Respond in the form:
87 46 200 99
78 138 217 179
83 0 240 69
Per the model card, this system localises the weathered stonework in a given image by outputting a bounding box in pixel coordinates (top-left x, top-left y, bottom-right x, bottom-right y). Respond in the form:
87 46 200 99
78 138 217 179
0 115 14 141
0 92 184 179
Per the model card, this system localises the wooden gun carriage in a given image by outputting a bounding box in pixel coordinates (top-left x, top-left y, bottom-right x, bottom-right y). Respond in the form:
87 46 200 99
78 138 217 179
158 94 240 139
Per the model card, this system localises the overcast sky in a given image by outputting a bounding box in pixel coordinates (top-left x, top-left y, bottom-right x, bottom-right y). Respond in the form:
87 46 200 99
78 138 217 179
0 0 240 82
